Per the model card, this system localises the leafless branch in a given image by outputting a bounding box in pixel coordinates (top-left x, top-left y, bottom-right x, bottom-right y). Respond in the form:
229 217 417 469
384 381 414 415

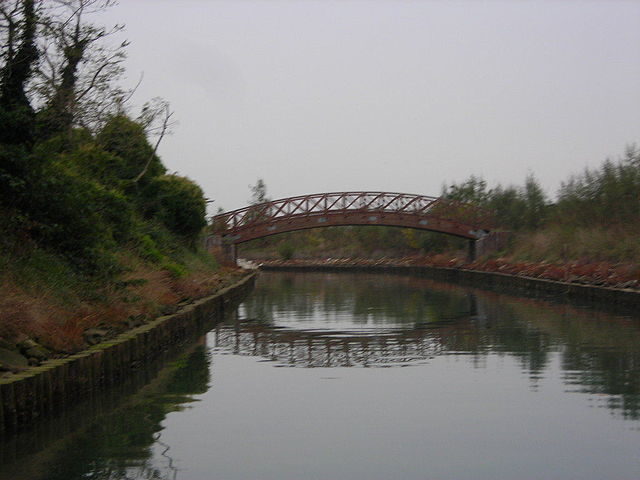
30 0 129 132
133 101 174 183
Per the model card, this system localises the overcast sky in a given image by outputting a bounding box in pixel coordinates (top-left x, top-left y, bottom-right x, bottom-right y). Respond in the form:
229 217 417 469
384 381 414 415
102 0 640 213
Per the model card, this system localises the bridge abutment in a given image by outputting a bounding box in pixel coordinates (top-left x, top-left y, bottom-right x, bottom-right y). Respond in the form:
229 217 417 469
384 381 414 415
206 235 238 266
223 243 237 265
474 231 511 259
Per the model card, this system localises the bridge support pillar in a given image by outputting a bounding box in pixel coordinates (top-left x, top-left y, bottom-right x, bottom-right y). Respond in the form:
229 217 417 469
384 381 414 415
467 240 477 263
222 243 237 265
206 235 237 266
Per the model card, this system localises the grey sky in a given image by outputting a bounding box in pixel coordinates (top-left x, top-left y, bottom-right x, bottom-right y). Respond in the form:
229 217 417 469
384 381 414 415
103 0 640 213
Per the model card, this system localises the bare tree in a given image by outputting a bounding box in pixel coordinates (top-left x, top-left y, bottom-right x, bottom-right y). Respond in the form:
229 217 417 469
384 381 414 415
35 0 129 135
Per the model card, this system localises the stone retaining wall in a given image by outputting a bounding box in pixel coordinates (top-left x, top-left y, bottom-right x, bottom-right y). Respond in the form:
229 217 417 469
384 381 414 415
0 273 256 435
261 264 640 310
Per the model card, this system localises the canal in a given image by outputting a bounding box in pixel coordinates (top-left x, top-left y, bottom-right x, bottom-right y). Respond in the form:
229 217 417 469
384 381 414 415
1 271 639 480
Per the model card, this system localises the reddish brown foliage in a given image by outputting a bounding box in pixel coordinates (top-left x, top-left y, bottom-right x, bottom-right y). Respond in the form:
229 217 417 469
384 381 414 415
263 256 640 290
0 266 246 354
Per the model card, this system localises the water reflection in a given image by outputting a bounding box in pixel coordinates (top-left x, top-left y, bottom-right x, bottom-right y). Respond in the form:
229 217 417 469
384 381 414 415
213 319 446 368
215 272 640 420
0 341 212 480
243 272 476 329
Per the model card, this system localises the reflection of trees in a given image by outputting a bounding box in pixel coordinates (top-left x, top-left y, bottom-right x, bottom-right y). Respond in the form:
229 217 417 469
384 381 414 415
243 272 475 327
16 344 212 480
464 294 640 420
236 272 640 420
562 347 640 418
517 300 640 419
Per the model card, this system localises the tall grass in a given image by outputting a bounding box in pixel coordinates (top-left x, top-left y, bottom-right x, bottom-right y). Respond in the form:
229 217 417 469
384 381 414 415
510 224 640 264
0 236 224 353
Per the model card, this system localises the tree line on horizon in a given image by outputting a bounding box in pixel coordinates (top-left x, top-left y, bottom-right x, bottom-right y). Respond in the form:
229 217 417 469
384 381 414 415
442 144 640 231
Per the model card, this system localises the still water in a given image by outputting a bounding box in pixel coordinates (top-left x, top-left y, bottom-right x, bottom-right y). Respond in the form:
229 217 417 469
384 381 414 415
2 271 640 480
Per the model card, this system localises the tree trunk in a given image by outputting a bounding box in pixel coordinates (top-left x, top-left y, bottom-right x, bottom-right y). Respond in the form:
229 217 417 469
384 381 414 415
0 0 38 146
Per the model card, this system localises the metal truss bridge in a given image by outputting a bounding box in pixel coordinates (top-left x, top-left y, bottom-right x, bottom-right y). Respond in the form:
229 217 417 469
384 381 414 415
209 191 495 250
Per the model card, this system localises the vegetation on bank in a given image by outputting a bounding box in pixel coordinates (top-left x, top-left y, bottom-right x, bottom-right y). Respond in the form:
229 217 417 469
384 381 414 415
242 146 640 289
0 1 233 368
440 145 640 263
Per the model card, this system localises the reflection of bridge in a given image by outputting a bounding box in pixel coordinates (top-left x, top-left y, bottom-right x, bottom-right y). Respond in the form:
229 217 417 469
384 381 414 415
207 192 496 262
212 320 448 368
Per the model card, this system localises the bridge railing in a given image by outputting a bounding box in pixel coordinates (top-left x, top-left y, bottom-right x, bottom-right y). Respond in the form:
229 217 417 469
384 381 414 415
211 191 495 233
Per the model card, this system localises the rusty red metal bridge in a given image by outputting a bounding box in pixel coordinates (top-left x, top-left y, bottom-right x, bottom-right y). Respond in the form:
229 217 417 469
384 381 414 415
207 191 496 262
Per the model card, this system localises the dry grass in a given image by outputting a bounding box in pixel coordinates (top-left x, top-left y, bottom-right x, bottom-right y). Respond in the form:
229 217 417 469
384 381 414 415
0 252 243 354
510 225 640 264
0 279 85 352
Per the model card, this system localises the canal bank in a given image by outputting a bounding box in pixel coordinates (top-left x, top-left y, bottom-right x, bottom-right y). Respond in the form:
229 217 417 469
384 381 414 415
260 264 640 310
0 272 256 435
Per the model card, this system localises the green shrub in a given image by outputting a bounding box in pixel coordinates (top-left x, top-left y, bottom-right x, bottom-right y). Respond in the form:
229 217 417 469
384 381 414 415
277 242 295 260
143 175 207 244
23 160 129 273
61 142 129 190
97 115 166 185
138 234 164 263
162 261 187 279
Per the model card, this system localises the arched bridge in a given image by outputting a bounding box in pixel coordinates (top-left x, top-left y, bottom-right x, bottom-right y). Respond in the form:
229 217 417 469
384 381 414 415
207 191 496 262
